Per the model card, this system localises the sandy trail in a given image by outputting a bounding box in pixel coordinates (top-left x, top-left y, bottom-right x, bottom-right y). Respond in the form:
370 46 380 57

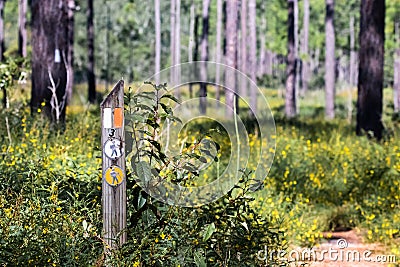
298 230 396 267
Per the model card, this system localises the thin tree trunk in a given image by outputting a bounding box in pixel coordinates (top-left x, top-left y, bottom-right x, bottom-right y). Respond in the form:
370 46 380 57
325 0 335 119
87 0 96 103
258 2 266 78
294 0 300 107
393 22 399 113
105 3 110 91
301 0 310 95
193 14 200 101
215 0 222 104
394 48 400 113
188 1 195 63
1 0 5 109
18 0 27 58
225 0 238 117
285 0 296 117
248 0 257 112
66 0 74 104
259 33 266 78
188 0 195 98
155 0 161 84
356 0 385 140
170 0 176 86
266 50 273 75
349 15 356 86
194 15 200 64
175 0 181 87
240 0 247 96
200 0 210 114
31 0 70 123
0 0 5 62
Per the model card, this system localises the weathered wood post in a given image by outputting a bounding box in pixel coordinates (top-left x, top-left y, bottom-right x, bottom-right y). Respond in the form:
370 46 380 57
101 80 127 251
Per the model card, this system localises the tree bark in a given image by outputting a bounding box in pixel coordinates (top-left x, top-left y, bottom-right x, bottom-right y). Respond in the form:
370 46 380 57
0 0 5 62
356 0 385 140
155 0 161 84
258 1 266 78
393 22 399 113
394 48 400 113
170 0 176 86
248 0 257 112
200 0 210 114
188 0 195 98
18 0 27 58
175 0 181 87
215 0 223 103
294 0 300 107
225 0 238 117
285 0 296 117
393 48 400 113
31 0 71 123
301 0 310 95
240 0 247 96
87 0 96 103
66 0 74 104
325 0 335 119
349 15 357 86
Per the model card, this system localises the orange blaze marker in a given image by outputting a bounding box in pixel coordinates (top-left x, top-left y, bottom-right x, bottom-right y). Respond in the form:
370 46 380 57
114 107 123 128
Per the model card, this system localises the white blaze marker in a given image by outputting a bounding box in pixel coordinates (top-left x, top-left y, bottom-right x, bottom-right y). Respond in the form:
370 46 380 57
103 108 112 128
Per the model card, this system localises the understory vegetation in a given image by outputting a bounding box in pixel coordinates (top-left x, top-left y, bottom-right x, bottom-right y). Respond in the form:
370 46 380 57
0 84 399 266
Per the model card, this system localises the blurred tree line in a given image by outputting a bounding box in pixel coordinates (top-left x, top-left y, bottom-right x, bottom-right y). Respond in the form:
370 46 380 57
0 0 399 138
1 0 398 87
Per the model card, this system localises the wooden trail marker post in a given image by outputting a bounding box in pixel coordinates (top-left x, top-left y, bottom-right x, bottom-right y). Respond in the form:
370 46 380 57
101 80 127 251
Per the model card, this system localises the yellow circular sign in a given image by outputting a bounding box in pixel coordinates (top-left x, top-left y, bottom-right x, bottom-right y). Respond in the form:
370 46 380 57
104 165 124 186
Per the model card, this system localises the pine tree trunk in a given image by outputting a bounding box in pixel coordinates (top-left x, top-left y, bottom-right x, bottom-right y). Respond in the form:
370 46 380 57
215 0 222 104
18 0 27 58
266 50 273 75
192 14 200 100
248 0 257 112
175 0 181 87
155 0 161 84
325 0 335 119
170 0 176 86
240 0 247 97
294 0 300 108
394 48 400 113
188 1 195 63
225 0 238 117
200 0 210 114
0 0 5 62
285 0 296 117
66 0 74 104
301 0 310 95
393 22 399 113
356 0 385 140
31 0 70 123
349 15 356 86
87 0 96 103
258 2 266 78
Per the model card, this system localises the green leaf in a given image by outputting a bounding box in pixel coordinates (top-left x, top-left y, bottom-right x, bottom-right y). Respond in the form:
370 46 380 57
202 222 216 242
198 157 208 163
167 115 182 123
194 249 206 267
160 102 172 114
126 113 146 122
160 94 180 104
137 194 147 209
136 161 152 183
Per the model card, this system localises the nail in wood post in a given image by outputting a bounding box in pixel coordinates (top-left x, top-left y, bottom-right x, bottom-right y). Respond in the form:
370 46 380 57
100 80 127 252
